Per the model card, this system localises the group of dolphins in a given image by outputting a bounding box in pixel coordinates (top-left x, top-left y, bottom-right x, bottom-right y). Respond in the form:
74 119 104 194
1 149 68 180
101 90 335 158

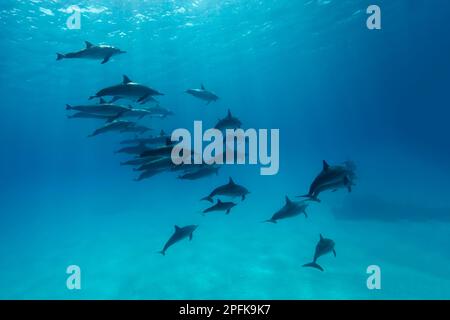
60 41 221 181
58 41 357 272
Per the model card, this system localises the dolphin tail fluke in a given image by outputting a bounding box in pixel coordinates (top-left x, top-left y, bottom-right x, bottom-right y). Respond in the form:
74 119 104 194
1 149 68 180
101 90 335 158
56 53 65 61
65 104 73 110
201 196 213 203
263 219 277 224
302 262 324 271
157 250 165 256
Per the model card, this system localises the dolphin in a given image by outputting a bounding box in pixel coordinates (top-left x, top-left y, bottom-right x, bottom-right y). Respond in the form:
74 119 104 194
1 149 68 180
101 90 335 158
120 130 169 145
298 160 356 202
56 41 126 64
202 199 236 215
158 225 198 256
264 196 308 223
144 105 175 118
118 108 153 119
171 162 202 173
215 109 242 131
178 166 220 180
115 142 150 155
185 84 219 104
66 103 130 115
140 139 175 158
138 95 159 105
201 177 250 203
135 168 165 181
89 75 164 103
135 157 173 172
120 156 161 166
67 112 116 121
88 120 134 137
120 125 152 134
303 176 355 202
303 234 336 271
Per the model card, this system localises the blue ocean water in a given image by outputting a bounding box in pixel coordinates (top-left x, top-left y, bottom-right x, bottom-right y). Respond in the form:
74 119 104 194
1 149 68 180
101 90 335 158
0 0 449 299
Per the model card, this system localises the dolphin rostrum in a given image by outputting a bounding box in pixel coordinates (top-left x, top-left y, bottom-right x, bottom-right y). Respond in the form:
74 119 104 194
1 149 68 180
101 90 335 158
264 196 308 223
302 234 336 271
202 199 236 215
185 84 219 104
158 225 198 256
201 177 250 203
89 75 164 103
56 41 126 64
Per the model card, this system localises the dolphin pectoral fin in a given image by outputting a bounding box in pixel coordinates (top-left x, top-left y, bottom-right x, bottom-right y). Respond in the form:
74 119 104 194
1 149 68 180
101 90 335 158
241 194 246 201
110 96 121 103
302 262 324 271
101 54 112 64
137 94 150 103
303 210 308 218
226 209 230 215
333 249 336 257
106 115 119 123
201 196 213 203
189 233 193 241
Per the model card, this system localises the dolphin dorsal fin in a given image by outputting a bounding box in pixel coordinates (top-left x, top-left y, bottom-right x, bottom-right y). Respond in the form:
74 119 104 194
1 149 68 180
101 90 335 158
229 177 235 185
85 41 94 48
319 234 324 240
160 129 165 136
99 98 106 104
201 84 205 90
123 75 132 84
174 225 181 232
322 160 330 171
227 109 232 118
285 196 292 205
